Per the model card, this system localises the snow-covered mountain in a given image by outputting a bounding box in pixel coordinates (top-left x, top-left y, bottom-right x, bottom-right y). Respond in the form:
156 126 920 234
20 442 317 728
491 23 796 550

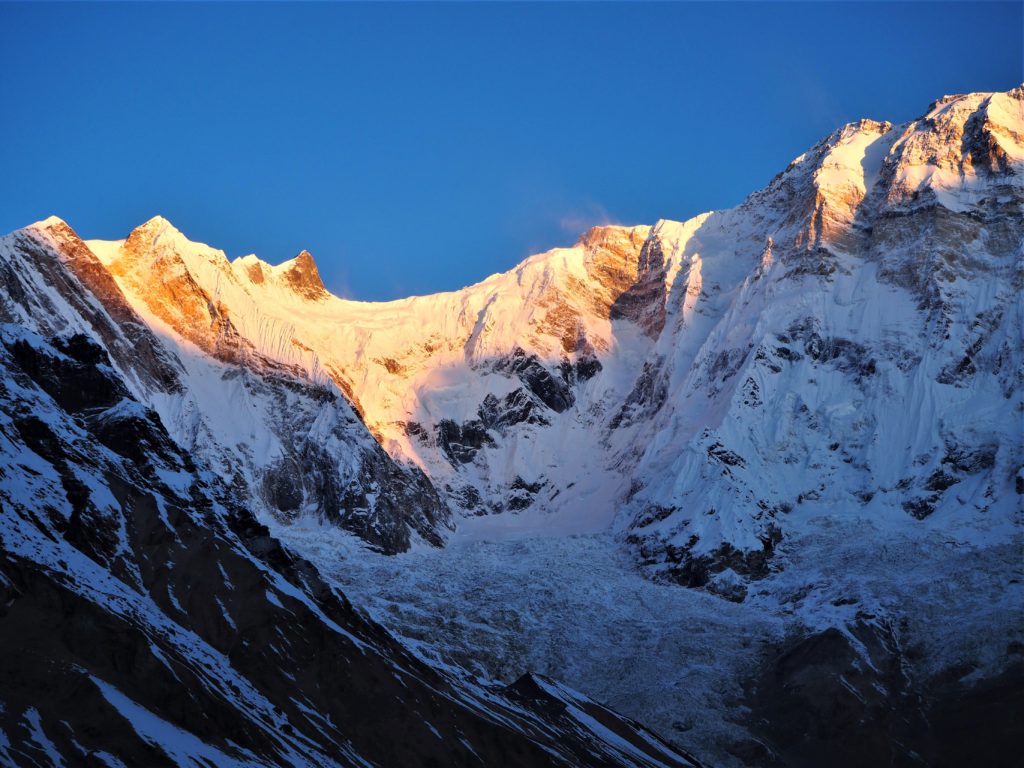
0 221 703 767
80 87 1022 585
1 84 1021 766
63 216 450 555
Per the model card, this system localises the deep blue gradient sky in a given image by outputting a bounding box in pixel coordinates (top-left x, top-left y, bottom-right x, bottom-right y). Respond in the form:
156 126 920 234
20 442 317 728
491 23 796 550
1 3 1021 300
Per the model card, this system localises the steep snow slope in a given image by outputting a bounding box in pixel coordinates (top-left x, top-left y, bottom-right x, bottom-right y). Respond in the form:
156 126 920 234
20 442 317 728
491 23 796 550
15 217 450 555
88 221 661 538
619 88 1023 588
0 231 704 767
85 87 1021 587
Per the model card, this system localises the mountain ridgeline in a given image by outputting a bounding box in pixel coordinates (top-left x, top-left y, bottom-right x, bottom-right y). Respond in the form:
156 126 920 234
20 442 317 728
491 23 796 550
72 87 1024 586
0 231 700 765
0 86 1021 766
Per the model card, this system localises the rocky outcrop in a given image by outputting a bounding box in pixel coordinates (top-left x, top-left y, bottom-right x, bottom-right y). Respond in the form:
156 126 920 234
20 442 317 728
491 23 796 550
108 216 254 365
609 234 669 337
281 249 329 300
739 620 1024 768
436 417 495 465
576 224 654 317
493 347 576 413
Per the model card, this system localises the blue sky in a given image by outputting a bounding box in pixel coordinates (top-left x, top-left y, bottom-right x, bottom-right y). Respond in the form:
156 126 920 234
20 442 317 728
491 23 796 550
1 2 1020 301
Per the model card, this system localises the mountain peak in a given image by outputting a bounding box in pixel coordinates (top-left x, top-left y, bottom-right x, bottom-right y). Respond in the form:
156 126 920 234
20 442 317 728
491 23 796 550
27 215 68 231
576 224 647 249
293 248 316 269
232 253 270 285
124 215 191 253
133 214 184 238
20 216 87 249
279 249 328 300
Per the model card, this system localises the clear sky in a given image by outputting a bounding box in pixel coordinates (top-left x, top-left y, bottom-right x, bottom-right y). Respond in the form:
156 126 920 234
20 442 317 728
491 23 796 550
1 2 1020 301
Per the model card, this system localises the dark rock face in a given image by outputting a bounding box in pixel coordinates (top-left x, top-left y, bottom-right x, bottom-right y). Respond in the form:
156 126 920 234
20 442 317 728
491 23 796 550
902 496 938 520
402 419 431 444
575 354 602 381
436 418 495 465
935 308 1004 387
610 357 668 429
942 439 997 474
0 326 698 767
609 235 669 338
739 620 1024 768
258 391 449 552
494 347 575 413
507 476 546 510
478 389 550 432
263 460 306 512
505 673 704 768
6 333 125 413
449 482 484 513
780 318 878 384
899 435 1002 521
231 367 451 555
88 401 182 468
741 620 924 767
630 530 781 599
925 663 1024 768
706 441 746 469
281 249 329 301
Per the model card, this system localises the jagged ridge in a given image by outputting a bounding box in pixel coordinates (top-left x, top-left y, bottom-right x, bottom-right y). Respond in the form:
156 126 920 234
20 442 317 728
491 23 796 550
61 86 1021 590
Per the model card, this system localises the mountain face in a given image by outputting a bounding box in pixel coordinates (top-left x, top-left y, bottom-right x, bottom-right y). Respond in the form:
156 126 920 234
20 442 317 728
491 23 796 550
79 88 1021 583
1 85 1021 767
0 223 702 767
83 216 450 554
